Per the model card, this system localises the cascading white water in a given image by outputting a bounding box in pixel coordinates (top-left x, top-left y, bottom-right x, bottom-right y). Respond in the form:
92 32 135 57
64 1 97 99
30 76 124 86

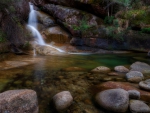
27 3 45 45
27 25 45 45
28 3 37 27
27 2 65 53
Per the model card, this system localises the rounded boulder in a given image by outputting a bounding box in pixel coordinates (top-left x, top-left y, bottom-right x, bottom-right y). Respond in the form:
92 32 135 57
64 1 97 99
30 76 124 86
95 89 129 112
53 91 73 111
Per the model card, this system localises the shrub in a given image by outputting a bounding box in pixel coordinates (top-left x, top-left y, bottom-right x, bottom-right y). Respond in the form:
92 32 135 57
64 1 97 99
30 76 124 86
141 28 150 34
104 16 115 25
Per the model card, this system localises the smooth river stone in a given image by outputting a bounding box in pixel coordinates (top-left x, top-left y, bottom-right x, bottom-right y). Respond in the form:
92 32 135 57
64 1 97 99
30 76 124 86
96 89 129 112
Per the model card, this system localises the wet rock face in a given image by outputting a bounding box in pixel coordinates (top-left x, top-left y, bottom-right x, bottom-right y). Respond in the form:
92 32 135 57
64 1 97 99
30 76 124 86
0 89 38 113
42 4 105 38
96 89 129 112
44 0 110 17
13 0 30 20
42 26 70 43
35 44 64 55
35 10 56 27
52 91 73 111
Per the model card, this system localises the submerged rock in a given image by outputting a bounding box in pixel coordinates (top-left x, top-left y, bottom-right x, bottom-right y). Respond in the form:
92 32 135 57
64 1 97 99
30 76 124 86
129 100 150 113
53 91 73 111
139 79 150 91
0 89 38 113
91 66 111 73
114 66 129 73
130 61 150 73
62 67 85 72
126 71 144 83
96 89 129 112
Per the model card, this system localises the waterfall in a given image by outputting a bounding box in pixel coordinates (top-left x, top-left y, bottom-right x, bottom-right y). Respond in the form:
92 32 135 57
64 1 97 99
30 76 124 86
27 2 65 53
27 3 45 45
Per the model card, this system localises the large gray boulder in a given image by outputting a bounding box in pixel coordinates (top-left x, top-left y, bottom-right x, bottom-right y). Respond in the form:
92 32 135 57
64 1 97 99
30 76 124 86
130 100 150 113
130 62 150 73
95 89 129 112
53 91 73 111
126 71 144 83
0 89 38 113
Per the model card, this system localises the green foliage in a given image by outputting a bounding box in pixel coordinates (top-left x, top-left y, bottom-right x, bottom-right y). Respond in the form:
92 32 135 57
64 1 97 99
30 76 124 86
0 30 6 42
72 17 93 32
23 41 30 48
113 19 119 27
106 26 124 42
141 28 150 34
104 16 115 25
111 0 132 8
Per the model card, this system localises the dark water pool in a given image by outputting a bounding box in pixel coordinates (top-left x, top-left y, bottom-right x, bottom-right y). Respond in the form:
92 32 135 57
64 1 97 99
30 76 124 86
0 53 149 113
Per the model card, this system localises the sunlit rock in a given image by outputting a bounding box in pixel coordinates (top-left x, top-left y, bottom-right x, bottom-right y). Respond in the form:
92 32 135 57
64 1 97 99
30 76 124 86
35 44 64 55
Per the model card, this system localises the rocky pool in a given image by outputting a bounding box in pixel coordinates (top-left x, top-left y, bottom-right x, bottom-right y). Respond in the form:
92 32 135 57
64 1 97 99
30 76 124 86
0 53 150 113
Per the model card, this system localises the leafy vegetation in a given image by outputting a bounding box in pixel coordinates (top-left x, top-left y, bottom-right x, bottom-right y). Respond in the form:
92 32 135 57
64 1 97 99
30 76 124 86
72 17 93 32
106 26 127 42
104 16 115 25
0 30 6 42
141 28 150 34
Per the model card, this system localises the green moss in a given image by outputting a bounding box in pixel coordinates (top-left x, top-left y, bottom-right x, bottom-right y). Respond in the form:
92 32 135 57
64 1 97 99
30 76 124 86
104 16 115 25
121 9 150 26
72 17 93 32
0 30 7 43
141 28 150 34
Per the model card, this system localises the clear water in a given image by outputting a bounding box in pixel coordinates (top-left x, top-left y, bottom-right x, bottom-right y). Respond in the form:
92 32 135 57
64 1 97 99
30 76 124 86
0 53 149 113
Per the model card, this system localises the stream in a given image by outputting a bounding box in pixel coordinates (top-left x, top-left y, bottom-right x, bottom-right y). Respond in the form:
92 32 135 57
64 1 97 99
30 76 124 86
0 53 149 113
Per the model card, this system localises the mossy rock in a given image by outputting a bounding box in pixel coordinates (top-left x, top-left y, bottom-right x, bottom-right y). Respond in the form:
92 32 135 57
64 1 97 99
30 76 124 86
117 7 150 28
43 4 104 38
